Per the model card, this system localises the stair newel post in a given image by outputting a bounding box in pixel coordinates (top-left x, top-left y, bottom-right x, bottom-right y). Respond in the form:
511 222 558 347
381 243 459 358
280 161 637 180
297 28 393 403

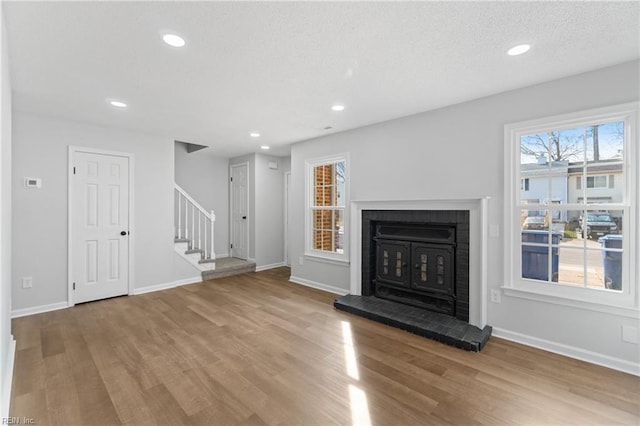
184 196 189 242
191 203 195 249
198 211 202 253
204 218 208 259
177 190 182 239
210 210 216 260
181 192 185 239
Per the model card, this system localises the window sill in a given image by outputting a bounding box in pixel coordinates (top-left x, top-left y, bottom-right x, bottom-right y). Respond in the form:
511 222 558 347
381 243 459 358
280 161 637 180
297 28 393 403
304 253 350 267
501 286 639 319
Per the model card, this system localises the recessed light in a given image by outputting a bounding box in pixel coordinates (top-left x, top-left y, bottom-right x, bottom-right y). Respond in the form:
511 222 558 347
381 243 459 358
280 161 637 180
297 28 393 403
109 100 127 108
250 132 261 138
162 33 186 48
507 44 530 56
331 105 345 112
260 145 270 150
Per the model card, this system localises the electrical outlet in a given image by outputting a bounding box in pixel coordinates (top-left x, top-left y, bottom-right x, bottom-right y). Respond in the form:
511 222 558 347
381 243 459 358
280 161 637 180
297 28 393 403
21 277 33 289
490 289 501 303
298 256 304 265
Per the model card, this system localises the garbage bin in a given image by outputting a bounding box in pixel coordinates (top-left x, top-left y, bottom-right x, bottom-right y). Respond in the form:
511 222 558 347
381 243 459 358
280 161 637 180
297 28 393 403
521 230 561 282
598 234 622 290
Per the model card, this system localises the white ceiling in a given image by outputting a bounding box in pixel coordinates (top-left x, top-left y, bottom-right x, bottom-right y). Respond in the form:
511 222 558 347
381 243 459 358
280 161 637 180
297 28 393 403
4 1 639 158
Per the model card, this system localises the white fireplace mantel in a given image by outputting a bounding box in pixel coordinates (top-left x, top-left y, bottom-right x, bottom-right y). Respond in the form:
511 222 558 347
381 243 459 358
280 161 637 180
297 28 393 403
349 197 490 329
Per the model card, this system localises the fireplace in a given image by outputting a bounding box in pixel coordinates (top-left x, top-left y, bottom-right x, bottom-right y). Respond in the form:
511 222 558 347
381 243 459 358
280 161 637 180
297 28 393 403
373 223 456 315
361 210 470 322
334 200 491 352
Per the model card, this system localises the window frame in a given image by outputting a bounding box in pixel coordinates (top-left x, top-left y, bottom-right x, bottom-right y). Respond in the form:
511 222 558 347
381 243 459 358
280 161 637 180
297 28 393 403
503 103 638 311
586 175 608 189
305 153 350 264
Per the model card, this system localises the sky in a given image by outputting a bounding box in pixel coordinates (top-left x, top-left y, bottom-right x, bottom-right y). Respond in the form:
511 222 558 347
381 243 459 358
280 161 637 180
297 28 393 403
520 121 623 165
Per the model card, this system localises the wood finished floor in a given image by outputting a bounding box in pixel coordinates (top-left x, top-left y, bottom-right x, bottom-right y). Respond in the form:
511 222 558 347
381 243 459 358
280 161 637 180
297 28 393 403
10 267 640 425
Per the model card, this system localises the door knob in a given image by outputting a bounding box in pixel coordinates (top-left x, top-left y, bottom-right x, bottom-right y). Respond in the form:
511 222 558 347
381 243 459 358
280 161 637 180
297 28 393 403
242 216 247 219
120 231 127 236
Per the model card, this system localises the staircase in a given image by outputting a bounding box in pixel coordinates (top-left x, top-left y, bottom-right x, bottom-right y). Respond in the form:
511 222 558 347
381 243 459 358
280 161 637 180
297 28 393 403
174 184 216 272
174 184 257 280
202 257 256 281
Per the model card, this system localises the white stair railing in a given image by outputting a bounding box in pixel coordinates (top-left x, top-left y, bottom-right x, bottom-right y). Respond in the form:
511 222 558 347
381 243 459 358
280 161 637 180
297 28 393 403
174 184 216 261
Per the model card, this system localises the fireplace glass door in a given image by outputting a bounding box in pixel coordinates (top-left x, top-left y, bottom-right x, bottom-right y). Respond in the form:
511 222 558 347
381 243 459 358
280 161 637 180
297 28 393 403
376 241 454 296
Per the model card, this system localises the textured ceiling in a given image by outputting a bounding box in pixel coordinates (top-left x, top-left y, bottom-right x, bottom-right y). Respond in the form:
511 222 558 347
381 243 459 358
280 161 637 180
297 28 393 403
4 1 639 158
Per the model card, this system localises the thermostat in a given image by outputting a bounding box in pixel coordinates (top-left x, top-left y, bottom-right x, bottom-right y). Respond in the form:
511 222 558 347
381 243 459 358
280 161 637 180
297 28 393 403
25 177 42 188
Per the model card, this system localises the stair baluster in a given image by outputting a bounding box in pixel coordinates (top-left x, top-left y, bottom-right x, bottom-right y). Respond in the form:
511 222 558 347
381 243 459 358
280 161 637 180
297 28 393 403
174 184 216 265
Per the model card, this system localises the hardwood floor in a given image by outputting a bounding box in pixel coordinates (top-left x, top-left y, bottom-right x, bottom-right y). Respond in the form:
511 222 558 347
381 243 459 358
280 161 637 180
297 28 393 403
10 267 639 425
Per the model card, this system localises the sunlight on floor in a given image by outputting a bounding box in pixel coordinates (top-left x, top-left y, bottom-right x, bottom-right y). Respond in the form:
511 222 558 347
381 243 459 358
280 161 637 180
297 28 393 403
341 320 360 380
349 384 372 426
341 321 372 426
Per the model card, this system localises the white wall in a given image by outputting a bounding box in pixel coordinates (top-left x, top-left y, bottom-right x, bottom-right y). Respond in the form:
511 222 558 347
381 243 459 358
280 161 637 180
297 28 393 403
174 142 230 257
289 60 639 372
12 113 178 312
0 9 15 418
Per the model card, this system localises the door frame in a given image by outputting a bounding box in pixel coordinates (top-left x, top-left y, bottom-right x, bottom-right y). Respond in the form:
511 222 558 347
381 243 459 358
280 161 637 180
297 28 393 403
229 162 250 260
284 171 291 266
67 146 134 306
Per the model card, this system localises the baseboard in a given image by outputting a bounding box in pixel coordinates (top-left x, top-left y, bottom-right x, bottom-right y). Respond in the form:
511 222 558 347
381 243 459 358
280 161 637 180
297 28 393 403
492 327 640 376
174 276 203 287
1 336 16 418
11 301 69 318
132 276 201 295
289 276 350 296
10 277 203 318
256 262 286 272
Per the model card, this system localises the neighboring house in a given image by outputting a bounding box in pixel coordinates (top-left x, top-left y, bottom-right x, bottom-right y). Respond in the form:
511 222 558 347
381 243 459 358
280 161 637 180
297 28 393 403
567 159 624 223
520 158 625 227
520 159 569 223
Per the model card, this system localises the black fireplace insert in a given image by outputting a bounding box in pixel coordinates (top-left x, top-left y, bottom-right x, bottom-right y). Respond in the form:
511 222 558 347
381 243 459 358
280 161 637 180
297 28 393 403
362 210 469 322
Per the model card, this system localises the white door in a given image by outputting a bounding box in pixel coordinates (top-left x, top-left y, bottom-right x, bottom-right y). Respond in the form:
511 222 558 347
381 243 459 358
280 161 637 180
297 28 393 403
71 151 129 304
230 163 248 260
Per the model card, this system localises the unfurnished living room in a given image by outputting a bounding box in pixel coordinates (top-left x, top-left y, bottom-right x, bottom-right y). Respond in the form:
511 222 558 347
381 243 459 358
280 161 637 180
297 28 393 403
0 1 639 425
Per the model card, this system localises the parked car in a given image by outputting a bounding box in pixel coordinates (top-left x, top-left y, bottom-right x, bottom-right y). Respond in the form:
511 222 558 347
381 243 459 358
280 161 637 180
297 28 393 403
522 216 546 230
579 212 618 239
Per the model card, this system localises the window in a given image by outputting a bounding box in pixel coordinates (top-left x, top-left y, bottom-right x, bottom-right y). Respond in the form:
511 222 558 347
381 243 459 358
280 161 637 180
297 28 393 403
504 103 637 308
586 175 608 189
306 154 349 262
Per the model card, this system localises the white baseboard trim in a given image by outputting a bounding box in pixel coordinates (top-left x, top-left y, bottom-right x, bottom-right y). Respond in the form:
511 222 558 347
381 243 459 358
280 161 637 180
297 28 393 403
10 277 203 318
132 276 202 295
492 327 640 376
173 276 203 287
256 262 286 272
289 276 350 296
11 301 69 318
1 336 16 418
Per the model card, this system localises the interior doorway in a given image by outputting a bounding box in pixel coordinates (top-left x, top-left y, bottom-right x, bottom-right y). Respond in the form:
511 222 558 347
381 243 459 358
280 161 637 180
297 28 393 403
230 162 249 260
69 146 132 304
